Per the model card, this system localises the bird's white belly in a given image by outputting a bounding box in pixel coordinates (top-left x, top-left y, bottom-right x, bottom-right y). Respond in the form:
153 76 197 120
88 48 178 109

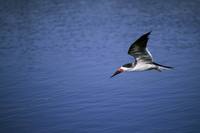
133 63 155 71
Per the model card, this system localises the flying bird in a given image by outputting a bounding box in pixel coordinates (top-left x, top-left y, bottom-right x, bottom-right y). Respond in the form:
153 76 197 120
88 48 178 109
111 32 173 78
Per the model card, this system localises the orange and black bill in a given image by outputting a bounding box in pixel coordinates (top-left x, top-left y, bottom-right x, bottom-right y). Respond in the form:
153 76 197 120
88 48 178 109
111 70 122 78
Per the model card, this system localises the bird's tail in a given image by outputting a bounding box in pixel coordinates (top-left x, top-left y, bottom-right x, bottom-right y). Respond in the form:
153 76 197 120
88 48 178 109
153 62 173 71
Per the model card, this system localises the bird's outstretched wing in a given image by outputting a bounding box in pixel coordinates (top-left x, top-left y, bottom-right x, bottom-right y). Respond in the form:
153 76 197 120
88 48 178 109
128 32 153 63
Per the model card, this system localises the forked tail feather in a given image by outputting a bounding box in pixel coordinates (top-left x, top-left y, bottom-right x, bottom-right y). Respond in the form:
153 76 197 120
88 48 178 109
153 62 173 71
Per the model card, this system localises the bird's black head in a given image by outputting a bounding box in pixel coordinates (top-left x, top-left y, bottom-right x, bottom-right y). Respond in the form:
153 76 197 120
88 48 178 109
111 63 133 78
122 63 133 68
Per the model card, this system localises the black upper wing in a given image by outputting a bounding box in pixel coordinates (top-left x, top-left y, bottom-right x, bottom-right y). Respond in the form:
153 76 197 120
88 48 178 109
128 32 153 63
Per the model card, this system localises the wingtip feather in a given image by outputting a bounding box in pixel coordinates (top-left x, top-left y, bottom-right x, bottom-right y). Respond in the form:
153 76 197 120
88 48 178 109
145 31 152 36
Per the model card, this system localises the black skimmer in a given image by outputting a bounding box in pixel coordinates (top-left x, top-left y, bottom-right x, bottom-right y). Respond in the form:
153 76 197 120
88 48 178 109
111 32 173 78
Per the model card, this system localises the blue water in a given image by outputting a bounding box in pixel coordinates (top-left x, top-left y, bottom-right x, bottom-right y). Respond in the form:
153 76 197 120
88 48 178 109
1 0 200 133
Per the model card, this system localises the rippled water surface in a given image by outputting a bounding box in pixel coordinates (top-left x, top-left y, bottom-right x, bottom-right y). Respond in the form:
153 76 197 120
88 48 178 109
1 0 200 133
